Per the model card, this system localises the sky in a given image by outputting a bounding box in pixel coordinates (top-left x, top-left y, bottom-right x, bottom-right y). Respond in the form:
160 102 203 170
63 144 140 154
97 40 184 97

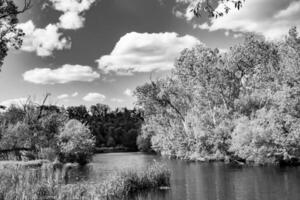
0 0 299 109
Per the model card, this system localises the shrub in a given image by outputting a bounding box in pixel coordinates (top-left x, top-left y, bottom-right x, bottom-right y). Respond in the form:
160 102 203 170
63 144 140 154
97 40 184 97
58 120 95 165
136 134 152 152
38 148 57 161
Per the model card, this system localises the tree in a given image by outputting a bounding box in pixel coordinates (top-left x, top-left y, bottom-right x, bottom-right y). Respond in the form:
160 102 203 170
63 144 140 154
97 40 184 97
0 122 32 159
67 105 90 124
177 0 245 18
0 0 31 69
136 28 300 164
58 119 95 165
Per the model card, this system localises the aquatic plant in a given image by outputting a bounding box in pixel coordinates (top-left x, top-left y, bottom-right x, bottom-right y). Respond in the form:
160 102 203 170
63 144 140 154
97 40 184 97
0 161 170 200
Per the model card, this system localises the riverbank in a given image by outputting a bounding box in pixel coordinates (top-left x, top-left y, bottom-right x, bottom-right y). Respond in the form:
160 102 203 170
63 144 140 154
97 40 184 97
94 146 138 153
159 151 300 167
0 160 170 200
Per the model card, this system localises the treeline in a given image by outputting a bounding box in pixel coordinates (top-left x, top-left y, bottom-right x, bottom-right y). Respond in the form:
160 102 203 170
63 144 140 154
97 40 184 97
0 100 143 163
135 27 300 165
66 104 143 150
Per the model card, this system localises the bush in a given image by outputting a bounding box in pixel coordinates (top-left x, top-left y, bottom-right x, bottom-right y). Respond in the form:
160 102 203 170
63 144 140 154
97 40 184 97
136 134 152 152
38 148 57 161
58 120 95 165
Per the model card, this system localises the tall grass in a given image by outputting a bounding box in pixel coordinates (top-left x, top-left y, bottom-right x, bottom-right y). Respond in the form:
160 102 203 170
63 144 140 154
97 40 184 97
0 161 170 200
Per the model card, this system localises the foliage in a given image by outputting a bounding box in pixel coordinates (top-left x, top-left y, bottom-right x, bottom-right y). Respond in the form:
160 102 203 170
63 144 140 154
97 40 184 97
0 99 143 162
67 104 143 150
0 98 67 161
136 133 152 152
0 161 170 200
0 0 31 69
177 0 245 18
58 119 95 165
136 28 300 165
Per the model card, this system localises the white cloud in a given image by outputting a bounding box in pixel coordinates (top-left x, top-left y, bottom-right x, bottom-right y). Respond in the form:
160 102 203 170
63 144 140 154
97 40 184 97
97 32 201 74
49 0 96 30
83 93 106 102
0 97 28 108
16 0 96 56
58 11 85 30
111 98 124 103
124 89 133 97
17 20 71 56
57 94 69 99
72 92 79 97
196 0 300 40
23 64 100 84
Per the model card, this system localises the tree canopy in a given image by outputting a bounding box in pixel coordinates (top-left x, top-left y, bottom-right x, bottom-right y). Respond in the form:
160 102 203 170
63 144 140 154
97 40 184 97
0 0 31 69
136 28 300 165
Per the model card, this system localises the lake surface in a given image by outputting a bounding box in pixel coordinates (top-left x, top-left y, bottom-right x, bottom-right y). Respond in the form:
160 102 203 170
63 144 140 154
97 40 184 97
88 152 300 200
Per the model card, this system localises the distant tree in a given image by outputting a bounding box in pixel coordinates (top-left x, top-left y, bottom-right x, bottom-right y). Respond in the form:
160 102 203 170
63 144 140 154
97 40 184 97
67 105 90 124
90 103 110 118
0 0 31 69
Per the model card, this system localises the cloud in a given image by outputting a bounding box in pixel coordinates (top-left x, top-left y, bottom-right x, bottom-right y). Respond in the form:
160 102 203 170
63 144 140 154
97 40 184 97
97 32 201 74
124 89 133 97
17 0 96 56
195 0 300 40
111 98 124 103
17 20 71 56
57 94 69 99
72 92 79 97
58 11 85 30
0 97 28 108
83 93 106 102
23 64 100 84
49 0 96 30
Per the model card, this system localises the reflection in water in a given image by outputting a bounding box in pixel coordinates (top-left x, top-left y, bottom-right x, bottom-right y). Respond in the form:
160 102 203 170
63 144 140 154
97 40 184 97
87 153 300 200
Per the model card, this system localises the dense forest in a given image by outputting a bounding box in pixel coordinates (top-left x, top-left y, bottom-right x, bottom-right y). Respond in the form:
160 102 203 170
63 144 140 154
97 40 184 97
66 104 143 150
135 28 300 165
0 100 143 163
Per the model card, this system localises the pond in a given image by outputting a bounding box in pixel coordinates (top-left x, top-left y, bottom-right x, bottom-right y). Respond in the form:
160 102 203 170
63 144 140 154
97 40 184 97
86 152 300 200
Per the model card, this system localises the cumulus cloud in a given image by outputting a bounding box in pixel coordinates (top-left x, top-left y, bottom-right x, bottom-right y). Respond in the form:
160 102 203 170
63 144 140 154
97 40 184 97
97 32 200 74
0 97 28 108
23 64 100 84
57 94 69 99
17 20 71 56
17 0 96 56
83 93 106 102
72 92 79 97
195 0 300 40
49 0 96 30
124 89 133 97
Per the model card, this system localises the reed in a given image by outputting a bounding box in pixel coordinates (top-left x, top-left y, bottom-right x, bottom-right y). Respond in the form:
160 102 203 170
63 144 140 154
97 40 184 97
0 161 170 200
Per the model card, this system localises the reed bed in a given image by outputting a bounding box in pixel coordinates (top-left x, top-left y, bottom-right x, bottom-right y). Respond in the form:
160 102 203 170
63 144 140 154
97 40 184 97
0 161 170 200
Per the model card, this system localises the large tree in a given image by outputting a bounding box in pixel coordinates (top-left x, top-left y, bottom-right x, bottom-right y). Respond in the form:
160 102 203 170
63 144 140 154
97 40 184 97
0 0 31 69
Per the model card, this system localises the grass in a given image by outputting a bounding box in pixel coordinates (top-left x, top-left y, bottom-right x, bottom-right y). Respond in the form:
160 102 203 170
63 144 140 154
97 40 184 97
0 161 171 200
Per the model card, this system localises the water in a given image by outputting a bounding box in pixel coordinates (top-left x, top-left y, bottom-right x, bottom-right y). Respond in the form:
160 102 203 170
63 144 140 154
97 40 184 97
88 152 300 200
